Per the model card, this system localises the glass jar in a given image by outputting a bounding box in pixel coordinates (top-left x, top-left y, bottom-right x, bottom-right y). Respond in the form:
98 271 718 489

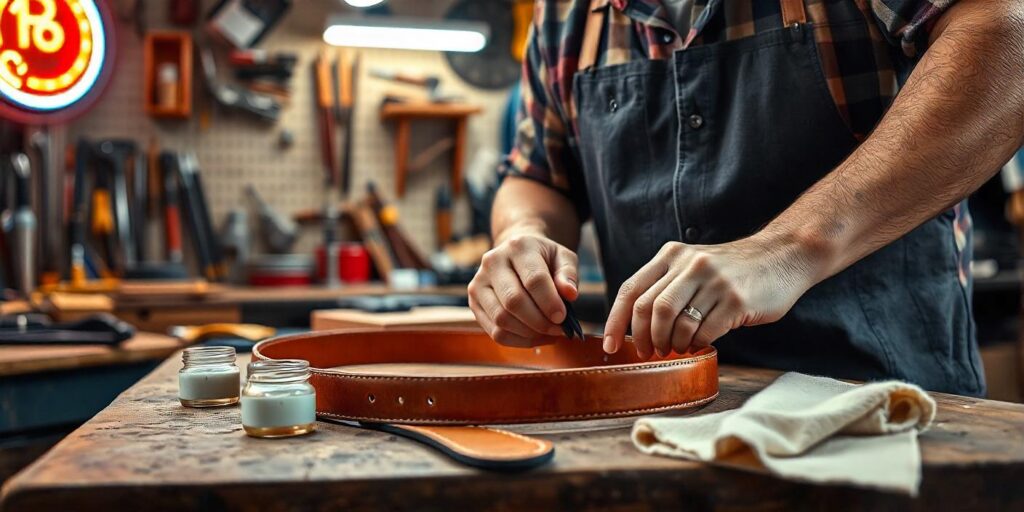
178 346 240 408
241 359 316 438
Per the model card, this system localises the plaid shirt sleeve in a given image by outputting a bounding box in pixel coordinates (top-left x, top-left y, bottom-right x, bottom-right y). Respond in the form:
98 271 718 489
500 11 590 219
870 0 959 56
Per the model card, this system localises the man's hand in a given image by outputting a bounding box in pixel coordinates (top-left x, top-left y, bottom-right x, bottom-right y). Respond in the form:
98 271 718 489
469 233 579 347
603 235 824 358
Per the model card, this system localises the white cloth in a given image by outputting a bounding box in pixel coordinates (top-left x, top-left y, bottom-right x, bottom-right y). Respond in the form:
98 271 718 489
632 372 936 495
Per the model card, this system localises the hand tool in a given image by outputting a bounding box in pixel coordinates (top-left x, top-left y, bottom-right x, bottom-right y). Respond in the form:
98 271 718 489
315 49 342 287
95 139 139 270
186 152 225 279
158 152 184 264
246 185 296 254
69 139 93 286
350 200 396 282
199 44 281 121
29 129 62 286
435 183 452 250
369 68 462 103
131 142 149 262
9 153 36 295
336 49 358 198
89 163 118 275
560 298 583 341
0 313 134 346
366 182 428 269
219 208 249 284
169 152 212 279
177 152 225 280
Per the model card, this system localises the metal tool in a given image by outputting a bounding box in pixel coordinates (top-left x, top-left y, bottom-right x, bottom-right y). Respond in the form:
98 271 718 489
69 139 93 286
246 185 296 254
370 68 461 103
219 208 250 284
29 129 62 285
158 151 184 264
200 44 281 121
176 152 224 280
561 298 583 341
0 313 134 346
96 139 139 270
336 49 358 197
10 153 36 295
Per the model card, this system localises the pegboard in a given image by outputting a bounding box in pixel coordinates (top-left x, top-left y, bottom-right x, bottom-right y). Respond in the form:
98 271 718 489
66 0 511 257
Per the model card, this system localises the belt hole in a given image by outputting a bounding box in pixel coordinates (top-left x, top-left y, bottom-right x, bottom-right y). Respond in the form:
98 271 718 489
426 396 435 406
397 396 405 405
367 394 375 403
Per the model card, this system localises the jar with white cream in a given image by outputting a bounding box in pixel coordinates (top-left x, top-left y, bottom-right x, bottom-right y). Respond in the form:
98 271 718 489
178 346 240 407
241 359 316 438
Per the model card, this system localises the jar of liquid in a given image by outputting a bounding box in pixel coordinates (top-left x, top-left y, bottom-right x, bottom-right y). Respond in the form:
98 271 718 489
179 346 240 407
241 359 316 438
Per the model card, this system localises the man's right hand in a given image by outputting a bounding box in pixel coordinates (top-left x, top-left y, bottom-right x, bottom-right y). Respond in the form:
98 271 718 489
468 233 579 347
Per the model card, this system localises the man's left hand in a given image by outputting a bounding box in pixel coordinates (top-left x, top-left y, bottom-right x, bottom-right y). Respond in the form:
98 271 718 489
602 235 823 358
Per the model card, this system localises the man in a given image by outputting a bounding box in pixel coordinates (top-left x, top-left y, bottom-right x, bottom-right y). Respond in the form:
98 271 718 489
468 0 1024 396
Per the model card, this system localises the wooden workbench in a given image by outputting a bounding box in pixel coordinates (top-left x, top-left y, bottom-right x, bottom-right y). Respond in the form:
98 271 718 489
2 354 1022 511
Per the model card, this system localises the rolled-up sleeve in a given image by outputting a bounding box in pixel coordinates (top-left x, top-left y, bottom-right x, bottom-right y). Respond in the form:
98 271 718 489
500 17 589 219
870 0 959 57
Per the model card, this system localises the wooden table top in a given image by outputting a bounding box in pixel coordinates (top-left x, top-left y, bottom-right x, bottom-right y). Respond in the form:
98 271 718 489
0 332 186 377
2 354 1022 511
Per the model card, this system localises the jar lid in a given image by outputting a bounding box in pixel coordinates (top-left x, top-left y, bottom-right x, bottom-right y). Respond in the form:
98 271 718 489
247 359 311 383
182 346 236 366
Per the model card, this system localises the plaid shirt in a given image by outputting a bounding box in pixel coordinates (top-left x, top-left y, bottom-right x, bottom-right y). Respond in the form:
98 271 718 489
504 0 973 286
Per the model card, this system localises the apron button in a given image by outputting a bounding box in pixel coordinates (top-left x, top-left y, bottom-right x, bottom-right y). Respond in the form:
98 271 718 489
688 114 704 129
608 98 619 112
684 226 700 242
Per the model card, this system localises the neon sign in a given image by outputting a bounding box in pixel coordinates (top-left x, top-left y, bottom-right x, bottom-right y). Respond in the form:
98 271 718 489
0 0 110 115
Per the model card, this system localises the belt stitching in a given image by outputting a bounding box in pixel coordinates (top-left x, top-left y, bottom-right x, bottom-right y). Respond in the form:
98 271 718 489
310 352 716 382
316 392 719 424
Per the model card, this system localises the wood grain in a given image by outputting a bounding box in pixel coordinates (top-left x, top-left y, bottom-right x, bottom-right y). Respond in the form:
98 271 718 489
1 356 1021 511
0 332 186 377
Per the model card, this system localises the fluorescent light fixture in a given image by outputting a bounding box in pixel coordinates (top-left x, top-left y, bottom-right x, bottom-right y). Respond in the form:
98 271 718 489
344 0 385 7
323 16 489 53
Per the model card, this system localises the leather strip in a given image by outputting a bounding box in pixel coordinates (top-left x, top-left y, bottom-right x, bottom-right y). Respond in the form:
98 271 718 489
361 424 555 471
578 0 606 71
779 0 807 27
253 329 718 425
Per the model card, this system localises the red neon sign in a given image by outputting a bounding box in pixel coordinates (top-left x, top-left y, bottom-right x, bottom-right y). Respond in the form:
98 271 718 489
0 0 113 120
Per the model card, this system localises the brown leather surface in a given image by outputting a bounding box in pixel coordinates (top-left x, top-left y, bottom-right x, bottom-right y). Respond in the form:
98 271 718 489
780 0 807 26
253 329 718 425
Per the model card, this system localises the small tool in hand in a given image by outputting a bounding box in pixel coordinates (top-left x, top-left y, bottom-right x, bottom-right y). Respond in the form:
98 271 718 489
560 298 584 340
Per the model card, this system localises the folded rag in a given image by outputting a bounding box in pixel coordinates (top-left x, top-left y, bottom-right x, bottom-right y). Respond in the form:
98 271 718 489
632 372 936 495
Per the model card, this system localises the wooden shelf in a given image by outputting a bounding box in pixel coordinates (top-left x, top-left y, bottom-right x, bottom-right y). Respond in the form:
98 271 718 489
379 102 483 197
380 102 482 119
143 31 193 119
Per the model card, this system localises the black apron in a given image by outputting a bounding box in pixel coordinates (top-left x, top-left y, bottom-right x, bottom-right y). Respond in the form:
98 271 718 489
570 0 985 395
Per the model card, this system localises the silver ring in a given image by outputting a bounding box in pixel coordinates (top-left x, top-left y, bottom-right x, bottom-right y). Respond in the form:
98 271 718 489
682 305 703 323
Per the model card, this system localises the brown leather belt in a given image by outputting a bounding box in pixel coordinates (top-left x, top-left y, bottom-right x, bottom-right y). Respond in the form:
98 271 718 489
252 329 719 425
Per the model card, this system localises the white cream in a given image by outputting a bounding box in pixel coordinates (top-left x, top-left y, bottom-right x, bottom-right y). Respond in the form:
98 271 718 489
178 369 241 401
241 393 316 428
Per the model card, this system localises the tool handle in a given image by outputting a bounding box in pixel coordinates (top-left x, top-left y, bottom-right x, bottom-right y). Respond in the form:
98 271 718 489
165 205 183 261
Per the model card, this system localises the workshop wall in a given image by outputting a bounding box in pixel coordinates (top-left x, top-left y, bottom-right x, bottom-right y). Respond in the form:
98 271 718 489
67 0 511 255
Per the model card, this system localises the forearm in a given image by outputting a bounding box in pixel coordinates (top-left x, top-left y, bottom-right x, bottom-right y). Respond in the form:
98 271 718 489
763 0 1024 282
491 176 582 248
